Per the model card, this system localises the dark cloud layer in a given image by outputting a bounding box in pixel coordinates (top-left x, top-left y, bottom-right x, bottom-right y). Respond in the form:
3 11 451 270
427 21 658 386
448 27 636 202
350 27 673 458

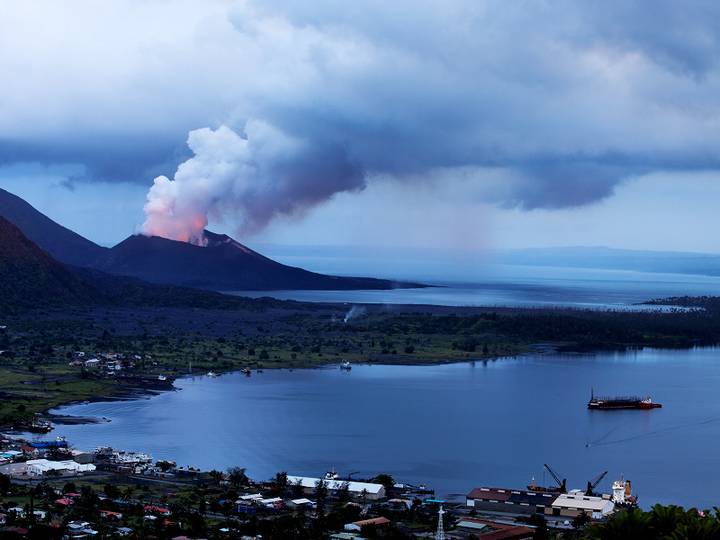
1 0 719 240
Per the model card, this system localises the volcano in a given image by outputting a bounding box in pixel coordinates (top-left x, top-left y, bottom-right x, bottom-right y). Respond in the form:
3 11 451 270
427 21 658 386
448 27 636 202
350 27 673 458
95 230 417 291
0 187 422 291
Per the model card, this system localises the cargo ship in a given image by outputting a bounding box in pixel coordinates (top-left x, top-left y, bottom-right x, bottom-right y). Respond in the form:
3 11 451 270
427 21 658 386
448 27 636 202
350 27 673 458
588 390 662 410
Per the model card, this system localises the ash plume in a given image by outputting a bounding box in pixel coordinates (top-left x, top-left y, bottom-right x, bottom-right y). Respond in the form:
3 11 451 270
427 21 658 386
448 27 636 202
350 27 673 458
136 1 720 244
142 121 364 244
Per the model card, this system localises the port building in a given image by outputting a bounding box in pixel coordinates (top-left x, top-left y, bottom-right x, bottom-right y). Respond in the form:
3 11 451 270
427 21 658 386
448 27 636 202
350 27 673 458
25 459 96 476
466 487 558 515
286 475 386 500
549 491 615 519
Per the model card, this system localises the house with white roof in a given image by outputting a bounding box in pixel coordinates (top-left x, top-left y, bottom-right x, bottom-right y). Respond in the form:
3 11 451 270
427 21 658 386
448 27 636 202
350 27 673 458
550 490 615 519
286 476 386 501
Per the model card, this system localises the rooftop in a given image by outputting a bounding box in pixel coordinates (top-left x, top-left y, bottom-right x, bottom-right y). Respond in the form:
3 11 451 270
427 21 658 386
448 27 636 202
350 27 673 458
287 475 385 494
553 493 615 512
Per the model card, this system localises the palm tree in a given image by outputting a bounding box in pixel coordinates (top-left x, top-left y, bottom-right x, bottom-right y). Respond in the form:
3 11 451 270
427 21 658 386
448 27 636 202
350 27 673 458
209 469 225 483
227 467 249 488
584 508 652 540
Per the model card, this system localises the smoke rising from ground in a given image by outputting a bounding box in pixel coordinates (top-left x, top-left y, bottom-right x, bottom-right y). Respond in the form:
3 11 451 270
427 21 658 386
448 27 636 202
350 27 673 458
343 306 366 324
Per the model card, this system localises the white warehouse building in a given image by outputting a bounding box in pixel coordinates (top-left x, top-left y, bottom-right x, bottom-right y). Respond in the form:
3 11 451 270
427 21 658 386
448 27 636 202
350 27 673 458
550 491 615 519
286 476 386 500
26 459 96 477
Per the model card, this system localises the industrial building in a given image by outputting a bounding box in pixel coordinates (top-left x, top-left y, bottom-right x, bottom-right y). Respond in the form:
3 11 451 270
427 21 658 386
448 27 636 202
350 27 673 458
549 491 615 519
466 487 558 515
25 459 96 476
286 476 386 500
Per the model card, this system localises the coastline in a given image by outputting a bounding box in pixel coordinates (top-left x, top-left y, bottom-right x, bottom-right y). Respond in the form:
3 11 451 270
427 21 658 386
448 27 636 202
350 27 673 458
3 293 718 432
35 340 631 426
39 349 534 426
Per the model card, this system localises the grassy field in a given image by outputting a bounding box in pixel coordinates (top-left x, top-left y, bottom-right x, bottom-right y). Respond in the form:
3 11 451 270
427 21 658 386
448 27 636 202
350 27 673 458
0 309 526 425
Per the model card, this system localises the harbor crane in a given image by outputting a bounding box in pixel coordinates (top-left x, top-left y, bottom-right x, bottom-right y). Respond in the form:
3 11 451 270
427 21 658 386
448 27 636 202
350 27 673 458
585 470 608 496
543 463 567 493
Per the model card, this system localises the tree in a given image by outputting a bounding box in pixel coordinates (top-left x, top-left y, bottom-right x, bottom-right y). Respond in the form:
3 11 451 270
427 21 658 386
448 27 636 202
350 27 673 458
291 477 304 498
103 482 120 499
527 514 549 540
314 479 329 536
583 507 653 540
0 472 10 495
227 466 249 488
209 469 225 483
573 511 591 529
62 481 77 494
122 485 135 500
372 473 396 495
273 471 289 495
337 481 350 503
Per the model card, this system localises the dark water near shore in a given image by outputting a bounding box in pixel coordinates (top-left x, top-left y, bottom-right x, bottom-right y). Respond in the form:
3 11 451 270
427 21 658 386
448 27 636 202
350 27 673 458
228 265 720 309
51 347 720 508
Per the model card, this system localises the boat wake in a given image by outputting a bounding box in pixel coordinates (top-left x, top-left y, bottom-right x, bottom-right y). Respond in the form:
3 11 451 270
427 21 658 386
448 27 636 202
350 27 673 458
587 417 720 448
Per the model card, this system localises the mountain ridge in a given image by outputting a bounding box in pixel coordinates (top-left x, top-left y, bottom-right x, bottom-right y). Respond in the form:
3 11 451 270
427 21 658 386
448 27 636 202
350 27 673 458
0 216 102 309
0 187 106 267
0 187 421 291
95 231 419 291
0 216 290 312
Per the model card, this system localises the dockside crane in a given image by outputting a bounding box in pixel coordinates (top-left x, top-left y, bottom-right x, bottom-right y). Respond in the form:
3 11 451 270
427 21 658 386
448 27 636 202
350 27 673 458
585 470 608 496
543 463 567 493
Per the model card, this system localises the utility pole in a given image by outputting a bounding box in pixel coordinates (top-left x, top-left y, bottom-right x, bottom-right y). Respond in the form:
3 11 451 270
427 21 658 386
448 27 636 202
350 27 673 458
435 504 446 540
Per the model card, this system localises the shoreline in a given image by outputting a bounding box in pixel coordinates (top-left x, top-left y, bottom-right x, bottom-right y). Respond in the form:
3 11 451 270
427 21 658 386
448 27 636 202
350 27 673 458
17 336 720 430
39 349 534 425
35 340 670 426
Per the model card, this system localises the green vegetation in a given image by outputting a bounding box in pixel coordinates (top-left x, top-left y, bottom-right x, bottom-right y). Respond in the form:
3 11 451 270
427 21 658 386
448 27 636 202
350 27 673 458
1 295 720 426
583 504 720 539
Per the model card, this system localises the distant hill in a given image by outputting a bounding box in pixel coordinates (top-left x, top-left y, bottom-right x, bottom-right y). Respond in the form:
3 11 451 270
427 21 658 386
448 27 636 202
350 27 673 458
498 246 720 277
0 217 101 309
0 188 420 291
0 216 283 312
94 230 418 291
0 187 106 267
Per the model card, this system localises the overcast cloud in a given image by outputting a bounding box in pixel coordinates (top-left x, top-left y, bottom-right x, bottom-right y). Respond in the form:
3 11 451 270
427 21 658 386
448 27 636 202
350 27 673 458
1 0 719 242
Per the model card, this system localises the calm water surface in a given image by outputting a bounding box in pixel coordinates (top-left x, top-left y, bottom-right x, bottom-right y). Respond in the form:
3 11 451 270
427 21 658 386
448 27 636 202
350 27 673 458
51 347 720 508
228 265 720 309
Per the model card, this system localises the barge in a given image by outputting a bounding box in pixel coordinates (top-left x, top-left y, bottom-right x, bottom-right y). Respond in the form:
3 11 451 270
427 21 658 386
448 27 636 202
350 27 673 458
588 390 662 410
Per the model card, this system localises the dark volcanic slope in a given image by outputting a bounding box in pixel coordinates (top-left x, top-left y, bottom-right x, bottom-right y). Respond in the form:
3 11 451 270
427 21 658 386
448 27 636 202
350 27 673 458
0 217 100 309
0 187 107 267
96 230 417 291
0 188 420 291
0 217 283 311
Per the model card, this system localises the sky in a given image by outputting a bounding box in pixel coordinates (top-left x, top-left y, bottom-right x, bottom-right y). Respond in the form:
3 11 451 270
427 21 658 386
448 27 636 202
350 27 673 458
0 0 719 253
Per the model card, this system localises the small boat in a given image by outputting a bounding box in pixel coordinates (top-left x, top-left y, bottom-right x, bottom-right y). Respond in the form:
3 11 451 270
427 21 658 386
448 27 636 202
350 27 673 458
206 371 218 378
241 368 252 376
340 361 352 371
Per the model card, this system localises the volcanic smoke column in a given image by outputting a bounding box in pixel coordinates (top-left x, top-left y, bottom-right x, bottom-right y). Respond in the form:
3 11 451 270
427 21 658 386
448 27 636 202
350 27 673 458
141 120 365 245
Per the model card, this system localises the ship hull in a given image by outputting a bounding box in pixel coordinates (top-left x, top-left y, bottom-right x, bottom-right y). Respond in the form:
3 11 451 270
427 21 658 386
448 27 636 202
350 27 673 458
588 401 662 410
